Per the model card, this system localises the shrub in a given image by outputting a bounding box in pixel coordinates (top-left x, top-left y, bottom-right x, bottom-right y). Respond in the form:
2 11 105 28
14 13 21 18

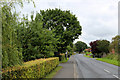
72 53 76 55
59 54 65 61
104 53 118 61
54 53 66 61
2 57 59 79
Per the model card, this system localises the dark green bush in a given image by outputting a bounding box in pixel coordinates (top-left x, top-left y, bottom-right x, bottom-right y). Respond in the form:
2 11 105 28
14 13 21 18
59 54 65 61
54 52 66 61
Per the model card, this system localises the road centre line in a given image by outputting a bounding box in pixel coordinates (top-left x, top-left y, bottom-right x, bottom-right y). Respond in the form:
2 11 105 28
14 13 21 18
113 75 120 80
104 69 110 73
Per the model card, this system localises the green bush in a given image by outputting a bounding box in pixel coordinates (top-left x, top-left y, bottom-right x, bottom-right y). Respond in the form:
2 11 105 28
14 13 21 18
2 2 23 68
104 53 118 61
2 57 59 79
59 54 66 61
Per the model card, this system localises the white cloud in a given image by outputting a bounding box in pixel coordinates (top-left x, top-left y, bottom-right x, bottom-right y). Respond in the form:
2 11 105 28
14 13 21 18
15 0 119 46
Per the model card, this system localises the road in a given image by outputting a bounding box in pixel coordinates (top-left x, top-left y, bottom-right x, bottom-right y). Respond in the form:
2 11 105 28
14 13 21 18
74 54 120 79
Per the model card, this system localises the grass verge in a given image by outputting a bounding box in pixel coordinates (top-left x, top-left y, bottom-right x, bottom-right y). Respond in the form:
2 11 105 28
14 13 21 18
96 58 119 66
44 66 62 79
84 55 92 58
60 58 69 63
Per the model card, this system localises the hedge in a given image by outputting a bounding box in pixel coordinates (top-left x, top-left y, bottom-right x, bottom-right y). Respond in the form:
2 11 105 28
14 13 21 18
2 57 59 79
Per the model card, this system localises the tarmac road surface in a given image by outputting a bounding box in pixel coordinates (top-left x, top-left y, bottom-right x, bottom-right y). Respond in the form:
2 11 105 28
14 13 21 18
74 54 120 79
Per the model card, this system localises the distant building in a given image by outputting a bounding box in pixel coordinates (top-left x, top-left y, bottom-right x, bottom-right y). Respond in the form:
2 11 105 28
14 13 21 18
85 48 91 52
111 49 115 54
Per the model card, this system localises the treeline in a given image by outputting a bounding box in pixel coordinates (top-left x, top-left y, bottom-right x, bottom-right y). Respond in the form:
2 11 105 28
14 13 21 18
89 35 120 58
2 2 82 68
74 35 120 58
74 41 88 53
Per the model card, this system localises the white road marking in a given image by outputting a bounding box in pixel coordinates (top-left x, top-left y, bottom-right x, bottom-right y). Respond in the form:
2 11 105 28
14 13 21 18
104 69 110 73
104 69 120 79
113 75 120 79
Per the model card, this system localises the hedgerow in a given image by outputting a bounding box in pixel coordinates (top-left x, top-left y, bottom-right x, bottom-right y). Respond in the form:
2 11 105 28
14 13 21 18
2 57 59 79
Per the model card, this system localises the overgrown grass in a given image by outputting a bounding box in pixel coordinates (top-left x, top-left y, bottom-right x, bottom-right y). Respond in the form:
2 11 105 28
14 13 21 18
96 53 119 66
60 58 69 63
44 66 62 79
84 53 119 66
104 53 118 61
96 58 119 66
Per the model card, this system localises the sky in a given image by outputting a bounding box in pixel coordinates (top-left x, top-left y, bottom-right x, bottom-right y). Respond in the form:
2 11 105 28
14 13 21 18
15 0 119 46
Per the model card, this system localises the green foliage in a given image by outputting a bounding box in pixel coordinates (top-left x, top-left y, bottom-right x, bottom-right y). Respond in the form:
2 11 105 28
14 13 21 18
85 52 92 55
2 2 23 68
97 40 110 54
75 41 87 53
67 44 73 55
90 40 110 58
84 55 92 58
2 1 82 69
60 58 69 63
59 54 66 61
16 13 57 62
103 53 118 61
73 44 76 52
109 35 120 54
2 57 59 79
39 8 82 53
96 58 119 66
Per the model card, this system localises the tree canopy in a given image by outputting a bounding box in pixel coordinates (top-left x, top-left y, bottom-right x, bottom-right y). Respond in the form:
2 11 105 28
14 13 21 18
17 13 57 61
2 2 82 68
109 35 120 54
97 40 110 53
39 8 82 53
89 40 110 57
2 2 23 68
75 41 87 53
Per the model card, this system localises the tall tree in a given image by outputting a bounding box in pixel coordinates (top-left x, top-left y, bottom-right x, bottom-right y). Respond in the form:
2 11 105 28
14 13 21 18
2 2 23 68
39 8 82 53
75 41 87 53
89 40 100 55
1 0 35 67
97 40 110 54
17 13 57 61
90 40 110 58
109 35 120 54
